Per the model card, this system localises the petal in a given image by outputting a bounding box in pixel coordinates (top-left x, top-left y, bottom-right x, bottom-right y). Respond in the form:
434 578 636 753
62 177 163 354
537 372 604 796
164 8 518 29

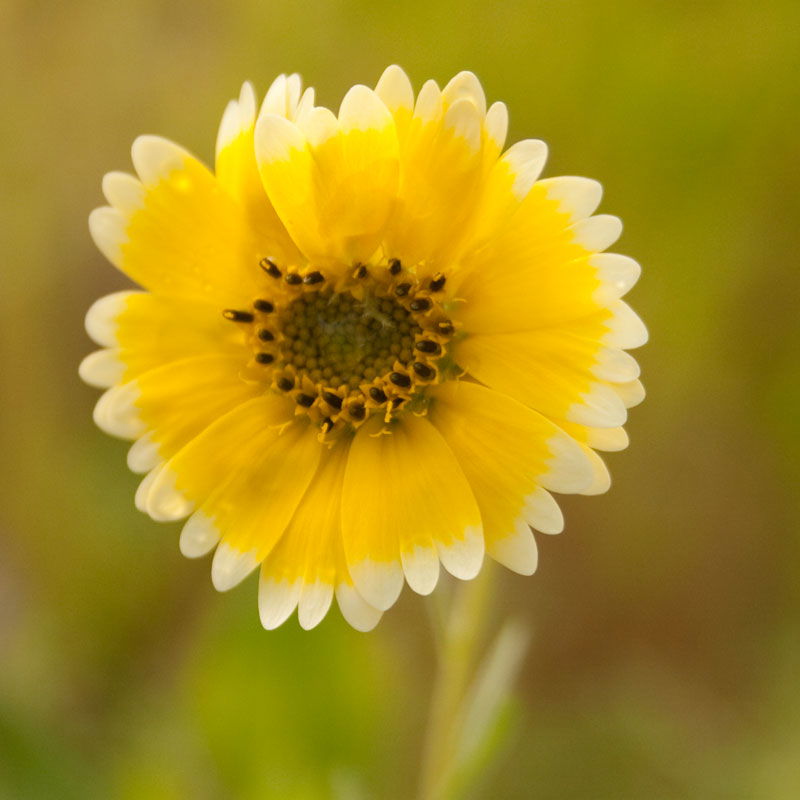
215 80 303 265
382 83 487 269
341 413 483 610
259 440 350 630
429 381 593 572
86 291 245 382
256 87 399 267
179 510 221 558
129 353 263 463
335 582 383 632
455 331 629 428
91 136 262 305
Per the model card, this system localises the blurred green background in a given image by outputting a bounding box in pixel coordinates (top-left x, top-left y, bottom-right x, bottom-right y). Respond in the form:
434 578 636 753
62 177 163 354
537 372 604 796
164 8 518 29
2 0 800 797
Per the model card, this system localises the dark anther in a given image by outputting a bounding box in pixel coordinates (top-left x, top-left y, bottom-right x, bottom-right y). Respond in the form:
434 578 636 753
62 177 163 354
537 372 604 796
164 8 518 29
390 371 412 388
321 418 334 433
296 393 315 407
429 273 446 292
285 273 302 286
223 309 254 323
255 352 275 364
258 329 275 341
390 397 405 410
349 403 366 421
277 377 294 392
259 258 282 278
412 362 435 380
253 299 274 313
437 320 455 336
369 387 388 404
388 258 402 275
410 298 432 312
395 282 412 297
303 271 324 285
415 339 441 355
322 391 342 410
353 263 367 279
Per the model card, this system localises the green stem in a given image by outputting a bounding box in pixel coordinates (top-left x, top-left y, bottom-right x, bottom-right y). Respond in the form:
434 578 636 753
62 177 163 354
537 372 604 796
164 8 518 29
418 566 494 800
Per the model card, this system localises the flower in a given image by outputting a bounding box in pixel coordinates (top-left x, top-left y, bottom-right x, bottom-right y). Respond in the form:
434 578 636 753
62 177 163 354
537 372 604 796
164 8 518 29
81 67 646 631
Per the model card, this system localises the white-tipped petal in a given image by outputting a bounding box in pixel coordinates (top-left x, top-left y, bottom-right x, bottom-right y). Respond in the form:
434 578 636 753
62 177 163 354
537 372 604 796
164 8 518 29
540 432 595 494
591 253 641 303
93 382 144 439
524 487 564 534
442 71 486 116
336 583 383 632
401 546 440 596
348 559 404 612
79 349 125 388
338 85 392 133
584 426 630 452
126 433 161 474
297 581 334 630
502 139 548 200
614 379 646 408
437 525 484 580
255 113 306 164
484 101 509 152
216 100 242 158
604 301 649 349
179 511 221 558
540 176 603 221
131 135 188 185
134 465 165 513
102 171 144 213
571 214 623 252
488 519 538 575
145 464 194 522
443 97 482 152
212 543 259 592
414 80 442 122
84 291 135 347
567 382 628 429
592 347 641 383
375 65 414 112
579 447 612 495
258 577 302 629
88 206 127 266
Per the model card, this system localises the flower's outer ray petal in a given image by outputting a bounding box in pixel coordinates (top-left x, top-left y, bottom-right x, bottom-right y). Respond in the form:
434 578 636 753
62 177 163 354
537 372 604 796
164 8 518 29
259 441 345 630
382 79 488 271
91 137 262 306
143 395 291 522
342 413 483 610
256 86 399 268
259 439 375 630
130 353 263 462
84 291 244 382
452 177 626 333
215 80 304 266
430 381 594 572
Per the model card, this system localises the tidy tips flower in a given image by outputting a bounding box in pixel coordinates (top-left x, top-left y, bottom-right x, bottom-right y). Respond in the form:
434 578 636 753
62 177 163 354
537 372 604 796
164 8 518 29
81 67 646 631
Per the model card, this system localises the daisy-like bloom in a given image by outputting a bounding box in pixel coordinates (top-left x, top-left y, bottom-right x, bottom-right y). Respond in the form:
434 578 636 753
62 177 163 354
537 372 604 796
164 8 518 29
82 67 646 631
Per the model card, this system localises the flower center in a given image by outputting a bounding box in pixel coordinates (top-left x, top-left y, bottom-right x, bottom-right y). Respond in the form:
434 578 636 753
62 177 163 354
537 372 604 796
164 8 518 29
223 259 455 439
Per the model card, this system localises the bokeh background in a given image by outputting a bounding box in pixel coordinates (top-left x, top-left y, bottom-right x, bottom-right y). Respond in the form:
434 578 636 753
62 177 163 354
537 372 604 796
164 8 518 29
2 0 800 797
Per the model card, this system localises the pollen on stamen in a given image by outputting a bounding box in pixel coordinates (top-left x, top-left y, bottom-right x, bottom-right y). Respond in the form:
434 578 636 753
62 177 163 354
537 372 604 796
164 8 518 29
230 267 455 433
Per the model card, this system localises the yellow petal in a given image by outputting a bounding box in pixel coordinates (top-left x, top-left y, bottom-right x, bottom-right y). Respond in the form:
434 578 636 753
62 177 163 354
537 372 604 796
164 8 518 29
90 136 261 305
85 291 244 381
341 413 483 610
215 80 303 265
256 86 399 267
383 81 487 270
259 439 352 630
430 381 594 572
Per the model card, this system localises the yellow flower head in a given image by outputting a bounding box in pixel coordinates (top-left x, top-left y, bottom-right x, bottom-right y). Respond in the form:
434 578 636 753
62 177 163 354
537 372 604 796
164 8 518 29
82 67 646 631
